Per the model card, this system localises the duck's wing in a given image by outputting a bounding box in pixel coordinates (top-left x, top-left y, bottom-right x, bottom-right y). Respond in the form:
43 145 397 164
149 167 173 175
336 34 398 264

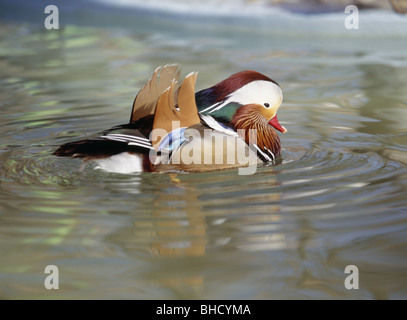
53 124 154 161
152 72 201 150
130 64 181 123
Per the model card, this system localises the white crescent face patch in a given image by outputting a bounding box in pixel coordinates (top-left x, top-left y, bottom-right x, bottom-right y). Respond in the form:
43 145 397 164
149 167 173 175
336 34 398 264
202 80 283 114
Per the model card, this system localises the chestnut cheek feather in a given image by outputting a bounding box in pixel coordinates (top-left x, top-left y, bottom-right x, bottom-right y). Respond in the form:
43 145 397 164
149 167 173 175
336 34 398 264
231 104 282 157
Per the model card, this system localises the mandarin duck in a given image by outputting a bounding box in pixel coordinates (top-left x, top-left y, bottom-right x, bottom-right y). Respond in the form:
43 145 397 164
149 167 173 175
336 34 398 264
54 65 286 174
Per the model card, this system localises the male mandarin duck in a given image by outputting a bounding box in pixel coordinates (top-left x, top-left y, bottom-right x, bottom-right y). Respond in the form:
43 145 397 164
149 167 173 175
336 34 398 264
54 65 286 174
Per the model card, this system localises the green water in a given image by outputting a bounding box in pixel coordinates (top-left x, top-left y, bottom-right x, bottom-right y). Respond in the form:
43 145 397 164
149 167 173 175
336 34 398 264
1 6 407 299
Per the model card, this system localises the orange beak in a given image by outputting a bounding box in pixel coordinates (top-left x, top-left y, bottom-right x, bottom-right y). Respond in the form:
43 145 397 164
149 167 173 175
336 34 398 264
268 115 287 133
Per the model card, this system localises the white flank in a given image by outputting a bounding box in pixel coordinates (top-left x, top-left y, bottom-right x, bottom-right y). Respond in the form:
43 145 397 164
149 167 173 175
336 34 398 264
95 152 144 173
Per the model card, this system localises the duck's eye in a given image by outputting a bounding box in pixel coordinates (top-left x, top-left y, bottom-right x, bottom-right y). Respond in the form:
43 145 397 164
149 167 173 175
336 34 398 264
264 103 270 108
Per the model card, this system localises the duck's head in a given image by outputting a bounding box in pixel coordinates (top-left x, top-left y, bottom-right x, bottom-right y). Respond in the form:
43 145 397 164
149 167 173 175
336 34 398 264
195 70 287 133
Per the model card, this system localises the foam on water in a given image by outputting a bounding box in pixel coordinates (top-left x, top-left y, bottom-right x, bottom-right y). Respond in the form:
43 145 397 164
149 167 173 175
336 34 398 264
91 0 407 36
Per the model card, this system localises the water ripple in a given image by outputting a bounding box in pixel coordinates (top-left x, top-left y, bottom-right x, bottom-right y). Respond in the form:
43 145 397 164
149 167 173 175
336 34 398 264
1 20 407 298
